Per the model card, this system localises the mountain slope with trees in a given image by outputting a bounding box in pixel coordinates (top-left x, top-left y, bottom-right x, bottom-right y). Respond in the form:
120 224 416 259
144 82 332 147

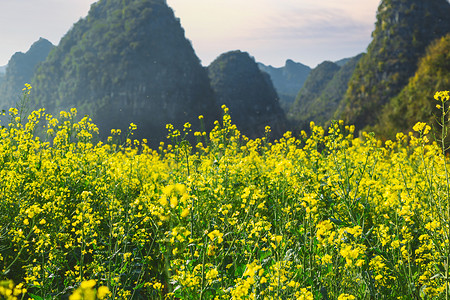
337 0 450 130
375 33 450 137
287 54 363 131
32 0 218 144
208 51 288 138
287 61 340 130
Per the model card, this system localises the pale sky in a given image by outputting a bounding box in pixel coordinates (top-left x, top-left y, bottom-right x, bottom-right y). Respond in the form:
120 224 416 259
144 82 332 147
0 0 381 68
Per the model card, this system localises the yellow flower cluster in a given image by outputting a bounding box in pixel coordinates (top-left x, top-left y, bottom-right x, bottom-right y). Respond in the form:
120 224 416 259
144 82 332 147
0 281 26 300
0 90 450 299
69 280 110 300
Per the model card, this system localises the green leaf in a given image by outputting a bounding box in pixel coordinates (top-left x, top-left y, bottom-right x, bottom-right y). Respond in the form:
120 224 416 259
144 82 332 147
28 293 44 300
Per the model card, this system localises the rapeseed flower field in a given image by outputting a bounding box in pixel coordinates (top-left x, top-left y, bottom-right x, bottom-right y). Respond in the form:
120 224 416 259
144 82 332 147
0 88 450 299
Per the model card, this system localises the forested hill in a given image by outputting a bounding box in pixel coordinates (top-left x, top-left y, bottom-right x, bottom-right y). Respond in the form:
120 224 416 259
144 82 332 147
208 51 288 138
288 61 340 129
337 0 450 130
258 60 311 112
32 0 219 144
334 57 351 67
0 38 54 108
375 33 450 137
287 54 363 131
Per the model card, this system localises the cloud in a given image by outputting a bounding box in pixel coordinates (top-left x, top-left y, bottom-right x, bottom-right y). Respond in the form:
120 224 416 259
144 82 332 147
167 0 379 66
247 6 373 41
196 5 374 66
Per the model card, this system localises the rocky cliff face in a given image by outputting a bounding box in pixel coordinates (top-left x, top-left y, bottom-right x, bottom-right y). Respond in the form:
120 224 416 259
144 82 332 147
0 38 54 108
208 51 288 138
337 0 450 130
32 0 218 145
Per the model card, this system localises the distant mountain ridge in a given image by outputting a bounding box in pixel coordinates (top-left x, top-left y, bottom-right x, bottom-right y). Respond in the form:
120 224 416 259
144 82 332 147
208 51 288 138
334 57 351 67
0 65 5 74
0 38 54 107
258 60 311 111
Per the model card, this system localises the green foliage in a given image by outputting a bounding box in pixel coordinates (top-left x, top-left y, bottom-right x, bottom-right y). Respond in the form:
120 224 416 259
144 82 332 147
337 0 450 130
375 33 450 138
207 50 287 138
